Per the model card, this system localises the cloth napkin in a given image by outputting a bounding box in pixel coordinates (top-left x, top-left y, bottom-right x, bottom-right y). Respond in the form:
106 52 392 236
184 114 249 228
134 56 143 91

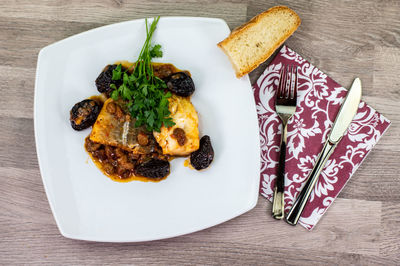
253 45 391 230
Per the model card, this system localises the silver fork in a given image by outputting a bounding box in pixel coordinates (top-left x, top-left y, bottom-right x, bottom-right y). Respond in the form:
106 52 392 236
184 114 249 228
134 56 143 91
272 65 298 219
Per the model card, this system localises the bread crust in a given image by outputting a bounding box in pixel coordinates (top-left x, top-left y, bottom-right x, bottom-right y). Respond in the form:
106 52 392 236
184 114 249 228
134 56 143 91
217 6 301 78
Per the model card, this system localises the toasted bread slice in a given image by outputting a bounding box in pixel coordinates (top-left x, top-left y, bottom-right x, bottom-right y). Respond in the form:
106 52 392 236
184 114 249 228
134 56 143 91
217 6 301 78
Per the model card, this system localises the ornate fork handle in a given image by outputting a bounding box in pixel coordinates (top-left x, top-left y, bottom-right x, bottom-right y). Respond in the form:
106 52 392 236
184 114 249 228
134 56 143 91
272 115 290 219
272 65 298 220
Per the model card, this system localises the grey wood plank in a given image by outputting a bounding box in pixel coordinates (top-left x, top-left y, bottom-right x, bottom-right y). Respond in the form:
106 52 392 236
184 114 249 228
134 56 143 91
373 47 400 101
0 229 396 266
0 117 37 169
0 66 35 119
360 96 400 152
0 17 102 68
180 197 381 256
0 195 384 264
339 149 400 201
0 167 52 224
0 1 247 29
380 202 400 259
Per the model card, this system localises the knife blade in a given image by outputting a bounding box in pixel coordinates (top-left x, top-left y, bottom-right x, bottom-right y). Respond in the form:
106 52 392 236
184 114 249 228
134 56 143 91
285 78 362 225
329 78 362 143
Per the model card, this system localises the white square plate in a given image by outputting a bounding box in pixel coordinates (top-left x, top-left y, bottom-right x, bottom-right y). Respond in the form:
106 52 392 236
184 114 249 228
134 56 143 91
34 17 260 242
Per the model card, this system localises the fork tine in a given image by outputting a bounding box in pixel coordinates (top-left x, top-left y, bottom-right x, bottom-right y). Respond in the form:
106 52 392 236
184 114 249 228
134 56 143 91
285 65 291 99
290 65 295 99
277 66 285 98
293 66 298 100
282 66 288 99
285 65 292 99
282 66 286 99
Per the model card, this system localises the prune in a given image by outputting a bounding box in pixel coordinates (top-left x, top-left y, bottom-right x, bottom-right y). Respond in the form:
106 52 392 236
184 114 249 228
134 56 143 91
70 99 101 130
135 158 170 179
164 72 195 97
95 64 124 94
190 135 214 170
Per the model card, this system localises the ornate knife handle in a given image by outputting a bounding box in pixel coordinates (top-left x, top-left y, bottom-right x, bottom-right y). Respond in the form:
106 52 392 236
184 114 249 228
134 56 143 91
286 140 337 225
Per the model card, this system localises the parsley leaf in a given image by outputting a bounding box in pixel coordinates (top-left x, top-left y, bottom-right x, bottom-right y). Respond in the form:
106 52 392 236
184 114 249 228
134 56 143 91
112 64 122 80
110 17 175 132
150 44 163 58
110 89 119 100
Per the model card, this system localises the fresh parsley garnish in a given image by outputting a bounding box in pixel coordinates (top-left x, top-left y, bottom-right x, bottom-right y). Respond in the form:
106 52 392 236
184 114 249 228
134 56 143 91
111 64 122 80
150 44 163 58
111 16 175 132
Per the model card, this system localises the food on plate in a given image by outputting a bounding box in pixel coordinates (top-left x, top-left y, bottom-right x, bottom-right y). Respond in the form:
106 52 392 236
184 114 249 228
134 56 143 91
90 98 158 154
85 135 169 181
95 64 126 95
135 158 170 179
190 135 214 170
69 17 214 182
70 99 101 131
153 94 199 156
217 6 301 78
163 72 195 97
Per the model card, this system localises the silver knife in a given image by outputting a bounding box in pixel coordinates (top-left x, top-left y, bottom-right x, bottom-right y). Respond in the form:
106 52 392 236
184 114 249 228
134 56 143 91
286 78 362 225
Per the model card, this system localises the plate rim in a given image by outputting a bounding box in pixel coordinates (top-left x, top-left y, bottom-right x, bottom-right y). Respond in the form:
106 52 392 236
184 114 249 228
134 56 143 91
34 16 260 242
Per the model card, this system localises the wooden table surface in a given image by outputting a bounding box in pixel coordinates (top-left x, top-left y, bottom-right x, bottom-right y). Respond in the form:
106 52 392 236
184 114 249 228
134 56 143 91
1 0 399 265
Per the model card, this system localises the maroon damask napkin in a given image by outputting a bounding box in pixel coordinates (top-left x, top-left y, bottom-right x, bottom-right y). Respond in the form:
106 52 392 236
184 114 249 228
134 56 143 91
252 46 391 230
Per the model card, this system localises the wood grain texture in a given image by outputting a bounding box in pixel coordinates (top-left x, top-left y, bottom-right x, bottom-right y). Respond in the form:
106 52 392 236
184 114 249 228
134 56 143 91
0 0 399 265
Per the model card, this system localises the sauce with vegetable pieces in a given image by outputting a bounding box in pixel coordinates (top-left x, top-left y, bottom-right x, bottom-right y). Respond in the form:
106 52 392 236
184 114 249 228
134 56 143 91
85 136 169 182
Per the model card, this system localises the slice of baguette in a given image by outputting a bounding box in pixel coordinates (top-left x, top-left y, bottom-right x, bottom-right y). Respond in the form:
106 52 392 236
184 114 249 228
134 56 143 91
217 6 301 78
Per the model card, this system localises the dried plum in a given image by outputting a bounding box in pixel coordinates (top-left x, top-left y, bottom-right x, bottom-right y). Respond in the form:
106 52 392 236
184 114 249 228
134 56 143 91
190 135 214 170
135 158 170 179
164 72 195 97
95 64 124 94
70 99 101 131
